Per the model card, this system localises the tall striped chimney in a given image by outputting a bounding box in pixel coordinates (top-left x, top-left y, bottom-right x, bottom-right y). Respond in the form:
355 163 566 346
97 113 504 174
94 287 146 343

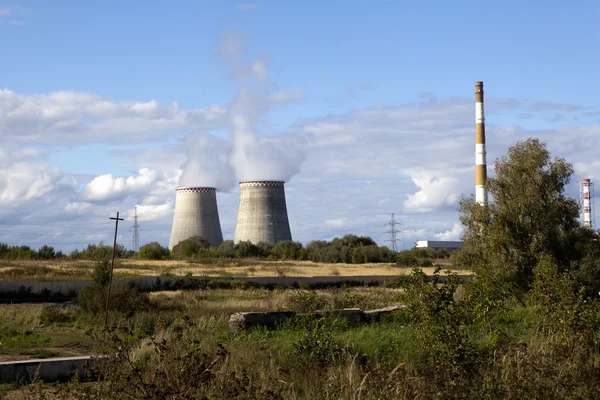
581 179 593 229
475 81 488 206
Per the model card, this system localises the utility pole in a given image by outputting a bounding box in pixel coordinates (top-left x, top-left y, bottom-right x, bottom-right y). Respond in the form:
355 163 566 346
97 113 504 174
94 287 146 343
386 213 401 252
131 206 140 252
104 211 123 329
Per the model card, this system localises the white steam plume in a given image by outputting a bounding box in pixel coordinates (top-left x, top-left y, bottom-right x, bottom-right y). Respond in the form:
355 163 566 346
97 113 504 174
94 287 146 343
177 33 306 190
178 133 236 190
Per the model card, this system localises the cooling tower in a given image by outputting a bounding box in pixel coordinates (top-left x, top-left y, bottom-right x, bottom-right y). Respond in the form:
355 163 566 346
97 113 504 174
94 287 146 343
475 81 488 206
168 187 224 250
234 181 292 245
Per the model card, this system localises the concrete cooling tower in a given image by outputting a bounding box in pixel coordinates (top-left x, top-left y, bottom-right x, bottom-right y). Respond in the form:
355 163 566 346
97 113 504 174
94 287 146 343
234 181 292 245
168 187 224 250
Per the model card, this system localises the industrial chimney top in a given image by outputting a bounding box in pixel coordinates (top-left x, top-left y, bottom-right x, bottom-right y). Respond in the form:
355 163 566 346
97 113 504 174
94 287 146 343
239 181 285 186
175 187 217 193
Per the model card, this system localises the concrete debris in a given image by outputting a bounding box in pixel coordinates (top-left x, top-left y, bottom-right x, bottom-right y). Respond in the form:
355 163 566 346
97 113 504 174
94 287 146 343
229 306 405 332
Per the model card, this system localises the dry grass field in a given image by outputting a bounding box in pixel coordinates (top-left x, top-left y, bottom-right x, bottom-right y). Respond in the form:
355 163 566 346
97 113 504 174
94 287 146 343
0 258 466 281
0 286 404 362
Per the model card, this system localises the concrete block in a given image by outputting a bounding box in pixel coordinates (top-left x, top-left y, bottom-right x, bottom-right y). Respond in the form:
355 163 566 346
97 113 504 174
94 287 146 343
0 356 96 384
364 305 406 322
229 311 296 333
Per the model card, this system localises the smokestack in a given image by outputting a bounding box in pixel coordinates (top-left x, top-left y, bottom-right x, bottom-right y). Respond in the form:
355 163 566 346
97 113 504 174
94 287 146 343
581 178 594 229
168 187 224 250
475 81 488 206
234 181 292 245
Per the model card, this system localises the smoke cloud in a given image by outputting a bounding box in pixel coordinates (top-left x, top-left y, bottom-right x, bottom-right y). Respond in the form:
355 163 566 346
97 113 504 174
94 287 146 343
178 133 237 189
177 33 306 190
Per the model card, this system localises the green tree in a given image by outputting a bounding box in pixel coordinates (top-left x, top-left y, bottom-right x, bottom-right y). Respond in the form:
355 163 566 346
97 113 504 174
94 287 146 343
271 240 303 260
217 240 236 258
235 241 260 258
138 242 170 260
37 245 56 259
171 236 210 259
457 138 598 295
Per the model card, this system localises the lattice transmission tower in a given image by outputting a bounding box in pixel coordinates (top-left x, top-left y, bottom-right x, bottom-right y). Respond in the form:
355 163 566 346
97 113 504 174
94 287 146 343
131 206 140 252
386 213 401 252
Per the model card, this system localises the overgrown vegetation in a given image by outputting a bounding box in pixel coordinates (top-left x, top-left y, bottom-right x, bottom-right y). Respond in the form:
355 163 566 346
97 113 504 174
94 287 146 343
5 138 600 399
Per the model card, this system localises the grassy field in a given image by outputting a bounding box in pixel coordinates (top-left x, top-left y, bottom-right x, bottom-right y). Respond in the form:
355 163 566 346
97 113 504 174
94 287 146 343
0 258 463 281
1 274 597 399
0 286 403 363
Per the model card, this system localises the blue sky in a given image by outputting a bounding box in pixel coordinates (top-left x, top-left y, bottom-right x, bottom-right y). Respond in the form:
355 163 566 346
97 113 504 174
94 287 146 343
1 0 599 251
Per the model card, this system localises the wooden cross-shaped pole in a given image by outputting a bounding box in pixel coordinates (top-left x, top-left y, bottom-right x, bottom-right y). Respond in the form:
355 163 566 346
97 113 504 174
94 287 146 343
104 211 124 329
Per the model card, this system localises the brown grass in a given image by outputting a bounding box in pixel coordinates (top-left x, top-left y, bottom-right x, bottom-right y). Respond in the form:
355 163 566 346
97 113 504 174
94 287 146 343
0 259 470 280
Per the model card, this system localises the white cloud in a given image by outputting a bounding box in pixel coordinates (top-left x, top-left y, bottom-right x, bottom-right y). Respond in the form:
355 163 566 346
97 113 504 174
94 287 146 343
0 89 227 145
3 75 600 253
132 203 173 222
403 169 462 214
435 223 464 241
325 218 350 228
0 162 75 204
78 168 159 203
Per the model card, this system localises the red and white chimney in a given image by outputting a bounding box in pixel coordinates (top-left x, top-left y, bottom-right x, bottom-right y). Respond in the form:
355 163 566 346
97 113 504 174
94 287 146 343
581 179 594 229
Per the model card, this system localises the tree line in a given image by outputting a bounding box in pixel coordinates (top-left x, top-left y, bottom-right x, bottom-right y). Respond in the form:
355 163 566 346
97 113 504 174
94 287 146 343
0 235 451 265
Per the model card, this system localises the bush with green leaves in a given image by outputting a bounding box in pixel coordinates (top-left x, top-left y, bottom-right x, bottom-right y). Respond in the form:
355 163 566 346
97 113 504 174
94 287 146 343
234 240 260 258
138 242 170 260
286 290 328 313
271 240 303 260
292 320 352 368
171 236 210 259
217 240 236 258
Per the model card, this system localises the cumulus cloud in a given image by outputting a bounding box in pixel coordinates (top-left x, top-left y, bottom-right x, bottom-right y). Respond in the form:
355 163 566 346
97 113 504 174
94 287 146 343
0 163 65 203
0 148 78 206
435 223 464 241
78 168 159 203
403 169 462 214
131 203 173 222
0 89 227 145
3 62 600 252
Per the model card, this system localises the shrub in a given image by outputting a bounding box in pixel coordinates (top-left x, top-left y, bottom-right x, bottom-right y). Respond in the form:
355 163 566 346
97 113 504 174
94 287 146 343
40 306 77 326
286 290 328 313
235 241 260 258
138 242 170 260
77 283 150 315
171 236 210 259
271 241 304 260
291 320 353 368
331 289 366 309
217 240 235 258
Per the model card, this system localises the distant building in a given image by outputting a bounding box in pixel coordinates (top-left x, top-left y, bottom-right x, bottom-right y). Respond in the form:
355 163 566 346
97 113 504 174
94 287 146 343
415 240 463 251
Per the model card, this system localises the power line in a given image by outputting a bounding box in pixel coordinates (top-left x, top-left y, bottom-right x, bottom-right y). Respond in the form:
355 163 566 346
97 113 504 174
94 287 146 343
385 213 401 252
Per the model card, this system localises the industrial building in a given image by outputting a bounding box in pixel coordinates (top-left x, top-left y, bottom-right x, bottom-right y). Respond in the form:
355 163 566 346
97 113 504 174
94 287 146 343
415 240 463 251
234 181 292 245
168 187 224 250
